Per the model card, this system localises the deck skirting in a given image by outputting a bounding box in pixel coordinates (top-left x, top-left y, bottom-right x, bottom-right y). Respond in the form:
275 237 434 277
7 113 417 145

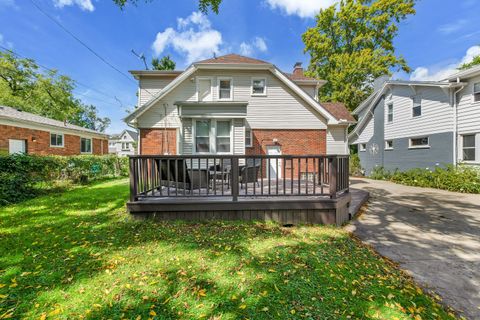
127 192 351 226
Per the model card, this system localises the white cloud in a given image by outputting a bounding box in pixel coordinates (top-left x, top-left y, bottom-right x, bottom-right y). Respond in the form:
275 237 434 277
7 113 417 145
410 46 480 81
438 19 468 35
0 33 13 49
265 0 336 18
53 0 94 12
239 37 268 56
152 12 222 64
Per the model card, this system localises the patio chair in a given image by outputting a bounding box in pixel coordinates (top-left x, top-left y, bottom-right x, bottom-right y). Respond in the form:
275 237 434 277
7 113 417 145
239 158 261 188
208 159 232 189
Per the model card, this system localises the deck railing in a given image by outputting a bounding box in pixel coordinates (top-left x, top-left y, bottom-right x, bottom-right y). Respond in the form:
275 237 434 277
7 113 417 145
129 155 349 202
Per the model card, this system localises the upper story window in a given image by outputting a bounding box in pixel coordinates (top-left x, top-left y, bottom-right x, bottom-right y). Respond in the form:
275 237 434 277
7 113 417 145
474 82 480 103
50 133 64 147
409 136 429 149
412 97 422 117
359 143 366 152
462 134 476 161
122 142 130 150
251 78 266 96
218 78 232 100
387 103 394 123
81 137 92 153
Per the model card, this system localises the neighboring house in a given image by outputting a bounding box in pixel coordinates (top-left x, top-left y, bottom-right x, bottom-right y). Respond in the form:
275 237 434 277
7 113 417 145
108 129 138 156
125 54 355 158
349 65 480 175
0 105 109 155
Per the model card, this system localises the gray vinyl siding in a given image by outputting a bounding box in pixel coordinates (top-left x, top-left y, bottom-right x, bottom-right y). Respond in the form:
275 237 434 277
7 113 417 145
356 91 455 175
351 108 374 144
457 75 480 135
384 86 452 139
326 126 348 155
137 69 328 130
298 84 317 100
139 77 176 106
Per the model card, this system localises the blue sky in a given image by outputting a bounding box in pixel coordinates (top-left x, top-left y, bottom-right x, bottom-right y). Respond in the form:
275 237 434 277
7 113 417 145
0 0 479 134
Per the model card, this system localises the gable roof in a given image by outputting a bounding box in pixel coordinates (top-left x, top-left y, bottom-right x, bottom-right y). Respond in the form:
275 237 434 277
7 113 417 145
125 54 348 125
0 105 108 138
195 54 270 65
321 102 355 122
444 64 480 81
110 129 138 141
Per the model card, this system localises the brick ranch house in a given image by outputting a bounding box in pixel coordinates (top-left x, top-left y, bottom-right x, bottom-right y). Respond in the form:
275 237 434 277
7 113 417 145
125 54 355 163
0 105 108 155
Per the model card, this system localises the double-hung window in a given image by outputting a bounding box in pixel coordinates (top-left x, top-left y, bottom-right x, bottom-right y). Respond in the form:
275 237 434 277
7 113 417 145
81 138 92 153
462 134 476 161
50 133 63 147
359 143 366 152
387 103 393 123
385 140 393 150
251 78 266 95
218 78 232 100
194 120 231 153
245 128 252 147
195 120 211 153
474 83 480 103
412 97 422 117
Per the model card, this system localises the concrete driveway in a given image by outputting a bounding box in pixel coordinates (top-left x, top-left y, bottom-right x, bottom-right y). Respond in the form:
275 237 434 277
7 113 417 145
347 178 480 319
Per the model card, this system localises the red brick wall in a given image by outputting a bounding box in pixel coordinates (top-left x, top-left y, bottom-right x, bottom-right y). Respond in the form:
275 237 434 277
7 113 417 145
246 129 326 178
140 128 177 155
0 124 108 156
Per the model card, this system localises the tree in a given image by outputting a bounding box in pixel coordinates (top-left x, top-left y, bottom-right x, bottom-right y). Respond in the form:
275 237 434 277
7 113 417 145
0 51 110 132
302 0 416 111
459 55 480 71
151 56 176 71
113 0 222 13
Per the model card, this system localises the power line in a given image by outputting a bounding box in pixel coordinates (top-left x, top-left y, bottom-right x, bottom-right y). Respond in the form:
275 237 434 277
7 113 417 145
0 45 124 105
28 0 136 84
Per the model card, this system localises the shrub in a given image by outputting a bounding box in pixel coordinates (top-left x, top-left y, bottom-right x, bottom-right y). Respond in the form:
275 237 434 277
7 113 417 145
349 153 363 176
0 154 129 205
370 165 480 194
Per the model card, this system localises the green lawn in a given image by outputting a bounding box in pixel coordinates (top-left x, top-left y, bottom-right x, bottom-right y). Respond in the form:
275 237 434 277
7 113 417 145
0 179 457 319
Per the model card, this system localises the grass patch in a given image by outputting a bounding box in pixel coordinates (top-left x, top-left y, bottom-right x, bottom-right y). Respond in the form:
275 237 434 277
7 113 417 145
0 179 458 319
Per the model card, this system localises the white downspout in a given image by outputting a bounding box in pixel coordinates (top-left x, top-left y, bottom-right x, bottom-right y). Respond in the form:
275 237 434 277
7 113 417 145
453 83 465 166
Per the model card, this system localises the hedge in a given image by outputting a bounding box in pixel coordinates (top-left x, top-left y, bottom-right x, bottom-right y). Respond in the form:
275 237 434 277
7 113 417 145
370 165 480 194
0 154 129 205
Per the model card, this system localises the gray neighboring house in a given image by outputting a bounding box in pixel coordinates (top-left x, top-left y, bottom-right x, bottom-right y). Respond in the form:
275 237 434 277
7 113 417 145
108 129 138 156
349 65 480 175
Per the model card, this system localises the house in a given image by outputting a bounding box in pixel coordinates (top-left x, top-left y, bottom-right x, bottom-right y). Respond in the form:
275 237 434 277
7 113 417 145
124 54 355 226
108 129 138 156
0 105 109 156
125 54 355 158
349 65 480 175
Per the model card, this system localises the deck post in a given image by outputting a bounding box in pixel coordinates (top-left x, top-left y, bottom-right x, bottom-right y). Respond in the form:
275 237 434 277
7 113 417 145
329 157 337 199
231 157 239 202
129 157 137 202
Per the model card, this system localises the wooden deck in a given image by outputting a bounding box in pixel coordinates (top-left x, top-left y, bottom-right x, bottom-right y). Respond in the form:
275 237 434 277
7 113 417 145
127 154 351 226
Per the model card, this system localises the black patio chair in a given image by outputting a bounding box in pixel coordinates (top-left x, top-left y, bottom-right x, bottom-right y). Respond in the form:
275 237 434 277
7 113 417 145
239 158 261 188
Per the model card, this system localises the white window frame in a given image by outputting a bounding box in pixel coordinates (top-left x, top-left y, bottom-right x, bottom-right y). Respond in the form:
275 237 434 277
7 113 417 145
80 137 92 154
359 143 366 152
196 77 213 102
50 132 64 148
461 134 476 162
251 77 267 96
217 77 233 101
409 136 430 149
412 96 422 118
245 128 253 147
385 140 393 150
387 103 393 123
473 82 480 103
193 119 233 154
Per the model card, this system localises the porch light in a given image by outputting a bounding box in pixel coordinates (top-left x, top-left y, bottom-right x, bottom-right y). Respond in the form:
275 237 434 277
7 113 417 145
273 138 279 144
32 136 37 142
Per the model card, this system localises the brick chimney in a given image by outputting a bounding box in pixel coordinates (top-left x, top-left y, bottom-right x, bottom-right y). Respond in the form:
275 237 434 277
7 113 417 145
293 62 304 77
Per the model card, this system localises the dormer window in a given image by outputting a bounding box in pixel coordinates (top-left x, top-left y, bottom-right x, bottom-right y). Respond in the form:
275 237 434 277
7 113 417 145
218 78 232 100
251 78 266 96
